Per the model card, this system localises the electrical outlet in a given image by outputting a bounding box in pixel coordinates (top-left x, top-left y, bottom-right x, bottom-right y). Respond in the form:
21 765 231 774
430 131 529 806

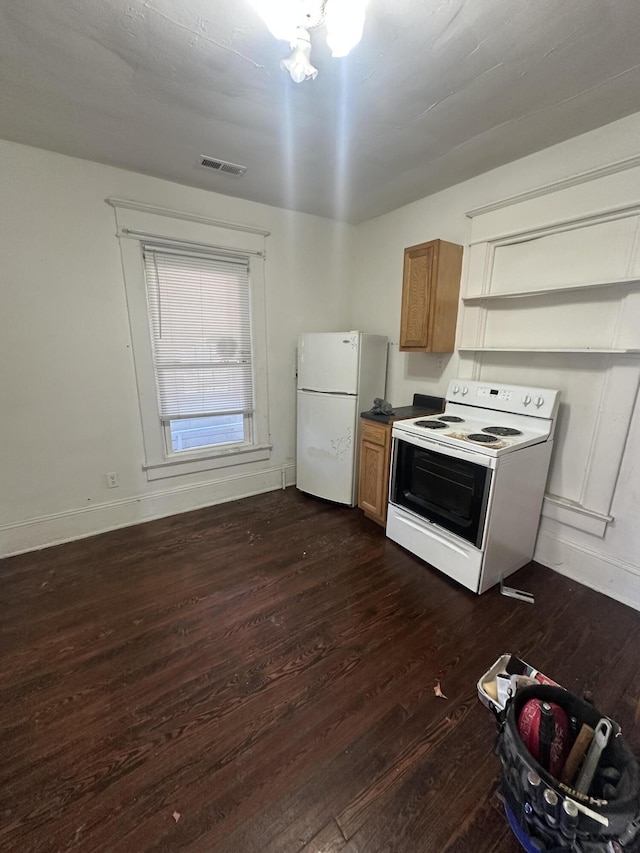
437 356 444 369
106 472 119 488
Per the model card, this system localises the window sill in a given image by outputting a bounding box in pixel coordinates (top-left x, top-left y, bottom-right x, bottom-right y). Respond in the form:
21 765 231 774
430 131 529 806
143 444 272 481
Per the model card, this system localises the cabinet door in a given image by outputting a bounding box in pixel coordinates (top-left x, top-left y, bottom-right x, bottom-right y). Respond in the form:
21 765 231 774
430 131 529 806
358 422 390 526
399 239 463 352
400 243 435 350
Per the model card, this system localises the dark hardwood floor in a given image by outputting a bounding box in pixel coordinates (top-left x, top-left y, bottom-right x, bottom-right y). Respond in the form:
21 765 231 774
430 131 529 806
1 488 639 852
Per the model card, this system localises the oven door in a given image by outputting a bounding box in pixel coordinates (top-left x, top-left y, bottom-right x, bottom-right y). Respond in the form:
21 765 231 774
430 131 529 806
390 433 493 548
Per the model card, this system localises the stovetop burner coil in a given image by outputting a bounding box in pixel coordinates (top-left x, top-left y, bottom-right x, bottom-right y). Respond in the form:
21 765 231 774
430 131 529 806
482 426 523 437
468 433 500 443
415 420 447 429
437 415 465 423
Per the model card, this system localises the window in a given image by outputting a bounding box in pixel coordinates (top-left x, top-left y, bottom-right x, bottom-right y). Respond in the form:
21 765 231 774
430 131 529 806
113 200 271 481
143 246 254 456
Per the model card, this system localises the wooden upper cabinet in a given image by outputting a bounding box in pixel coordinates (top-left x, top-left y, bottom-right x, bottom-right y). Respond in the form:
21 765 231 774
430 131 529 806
399 239 463 352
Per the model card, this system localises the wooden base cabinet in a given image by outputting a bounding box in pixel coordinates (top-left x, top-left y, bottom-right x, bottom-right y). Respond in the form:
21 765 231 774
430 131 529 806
358 420 391 527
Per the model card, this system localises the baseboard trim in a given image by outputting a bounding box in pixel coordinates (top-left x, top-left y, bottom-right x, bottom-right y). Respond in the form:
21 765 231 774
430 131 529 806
535 528 640 612
2 464 296 558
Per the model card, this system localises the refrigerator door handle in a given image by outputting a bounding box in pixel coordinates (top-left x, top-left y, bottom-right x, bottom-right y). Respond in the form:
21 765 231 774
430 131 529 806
298 389 357 396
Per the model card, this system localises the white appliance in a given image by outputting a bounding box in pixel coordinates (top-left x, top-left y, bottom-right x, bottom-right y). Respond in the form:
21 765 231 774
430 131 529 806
387 379 560 594
296 331 388 505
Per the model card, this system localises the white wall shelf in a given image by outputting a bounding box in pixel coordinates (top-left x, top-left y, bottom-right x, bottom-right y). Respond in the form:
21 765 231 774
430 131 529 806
458 347 640 354
463 277 640 304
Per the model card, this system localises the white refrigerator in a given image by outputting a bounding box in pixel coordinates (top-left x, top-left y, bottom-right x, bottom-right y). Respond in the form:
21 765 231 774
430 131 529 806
296 331 388 505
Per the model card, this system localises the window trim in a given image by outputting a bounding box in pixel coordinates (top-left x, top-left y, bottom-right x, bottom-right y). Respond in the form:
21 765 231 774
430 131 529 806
114 203 271 480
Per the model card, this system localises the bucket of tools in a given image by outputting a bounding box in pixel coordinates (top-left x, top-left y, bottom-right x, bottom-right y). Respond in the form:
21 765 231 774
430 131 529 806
496 684 640 852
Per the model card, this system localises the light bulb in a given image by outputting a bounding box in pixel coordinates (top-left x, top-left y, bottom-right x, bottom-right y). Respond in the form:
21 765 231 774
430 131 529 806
324 0 369 57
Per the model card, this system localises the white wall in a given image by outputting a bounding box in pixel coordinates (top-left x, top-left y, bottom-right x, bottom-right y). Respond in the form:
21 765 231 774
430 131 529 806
0 140 353 554
351 111 640 609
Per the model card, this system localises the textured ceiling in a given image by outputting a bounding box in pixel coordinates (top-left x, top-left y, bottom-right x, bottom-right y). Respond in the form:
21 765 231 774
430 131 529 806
1 0 640 223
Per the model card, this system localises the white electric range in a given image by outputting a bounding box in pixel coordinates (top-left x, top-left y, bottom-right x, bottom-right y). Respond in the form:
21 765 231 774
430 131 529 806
387 379 560 594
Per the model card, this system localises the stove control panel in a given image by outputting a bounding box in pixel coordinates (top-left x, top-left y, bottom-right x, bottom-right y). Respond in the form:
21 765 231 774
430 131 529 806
476 386 512 402
447 379 559 419
452 384 514 402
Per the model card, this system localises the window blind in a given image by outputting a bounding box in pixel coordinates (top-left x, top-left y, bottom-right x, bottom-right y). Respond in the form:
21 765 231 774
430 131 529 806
143 245 253 420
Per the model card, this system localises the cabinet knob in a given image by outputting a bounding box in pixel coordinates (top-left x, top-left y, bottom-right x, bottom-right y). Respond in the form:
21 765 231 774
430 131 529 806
535 396 544 408
522 394 531 405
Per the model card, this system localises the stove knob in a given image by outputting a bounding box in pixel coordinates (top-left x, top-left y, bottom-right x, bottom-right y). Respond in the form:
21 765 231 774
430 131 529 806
452 385 460 395
522 394 531 406
535 395 545 408
461 386 468 396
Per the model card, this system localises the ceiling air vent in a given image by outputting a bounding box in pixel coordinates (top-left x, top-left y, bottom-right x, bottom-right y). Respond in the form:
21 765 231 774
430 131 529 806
199 155 247 177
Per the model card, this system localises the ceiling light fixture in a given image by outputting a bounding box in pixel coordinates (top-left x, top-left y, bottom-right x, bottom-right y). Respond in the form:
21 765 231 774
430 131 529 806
250 0 369 83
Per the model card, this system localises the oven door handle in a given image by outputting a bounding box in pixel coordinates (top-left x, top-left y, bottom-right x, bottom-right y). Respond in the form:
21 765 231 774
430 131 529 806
391 432 495 468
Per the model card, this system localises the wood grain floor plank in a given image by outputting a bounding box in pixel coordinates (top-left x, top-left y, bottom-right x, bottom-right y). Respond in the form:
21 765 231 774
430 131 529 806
441 776 509 853
299 819 348 853
342 704 510 853
214 703 411 853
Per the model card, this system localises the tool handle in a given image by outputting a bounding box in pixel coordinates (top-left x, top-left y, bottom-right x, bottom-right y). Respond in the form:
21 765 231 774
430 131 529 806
560 724 594 785
538 702 555 772
575 719 612 795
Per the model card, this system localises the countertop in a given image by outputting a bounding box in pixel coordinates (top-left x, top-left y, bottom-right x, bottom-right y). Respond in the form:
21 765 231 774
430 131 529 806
361 393 444 425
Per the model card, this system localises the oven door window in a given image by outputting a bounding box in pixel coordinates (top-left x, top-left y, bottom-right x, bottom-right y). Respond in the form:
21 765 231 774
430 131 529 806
392 441 492 548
